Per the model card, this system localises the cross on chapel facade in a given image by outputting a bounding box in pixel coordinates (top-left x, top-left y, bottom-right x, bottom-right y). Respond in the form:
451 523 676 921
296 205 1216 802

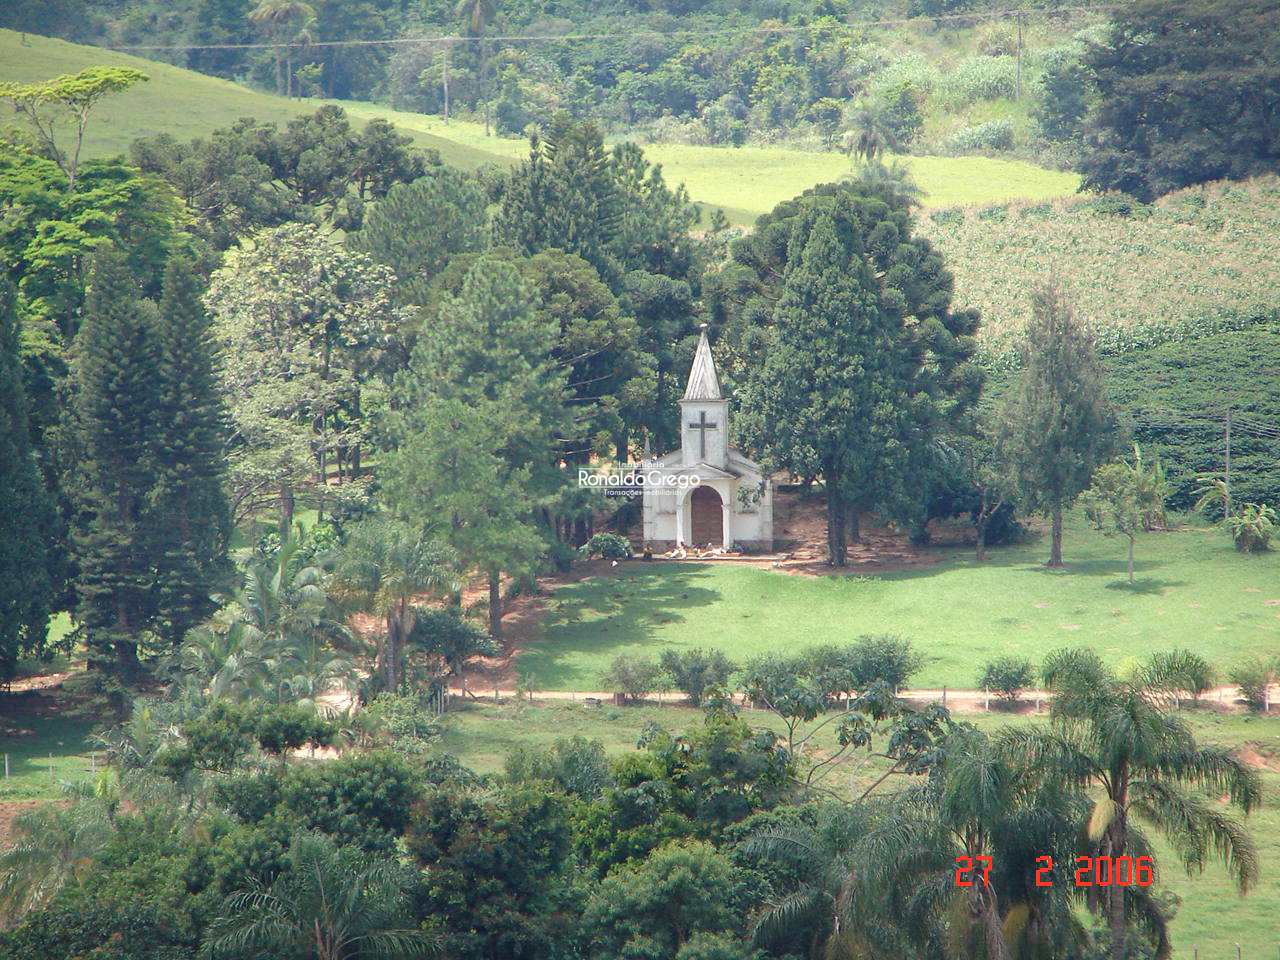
641 325 774 552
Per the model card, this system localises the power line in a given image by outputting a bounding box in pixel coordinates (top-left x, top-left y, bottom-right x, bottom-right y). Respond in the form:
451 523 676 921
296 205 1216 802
102 4 1122 54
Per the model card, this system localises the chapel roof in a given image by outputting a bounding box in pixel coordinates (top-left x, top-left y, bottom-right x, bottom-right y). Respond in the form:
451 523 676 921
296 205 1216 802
681 324 722 402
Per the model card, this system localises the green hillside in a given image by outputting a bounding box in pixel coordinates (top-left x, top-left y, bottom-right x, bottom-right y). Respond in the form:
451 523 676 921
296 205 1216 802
0 30 1080 225
0 29 501 170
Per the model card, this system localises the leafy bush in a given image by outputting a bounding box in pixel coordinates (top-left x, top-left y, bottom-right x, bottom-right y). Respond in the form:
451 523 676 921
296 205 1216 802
1229 658 1279 712
659 648 737 706
1227 503 1277 553
253 704 335 758
276 751 420 853
356 693 440 755
408 608 496 680
0 901 192 960
604 654 665 702
979 657 1035 702
848 635 924 691
582 532 632 560
505 735 613 799
947 119 1015 153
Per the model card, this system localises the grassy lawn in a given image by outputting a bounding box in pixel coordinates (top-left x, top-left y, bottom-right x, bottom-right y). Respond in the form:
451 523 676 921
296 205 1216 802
1 30 1080 228
438 699 1280 959
0 711 96 802
519 510 1280 691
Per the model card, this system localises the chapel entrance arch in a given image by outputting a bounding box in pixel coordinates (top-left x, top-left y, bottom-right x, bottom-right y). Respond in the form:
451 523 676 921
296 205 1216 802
689 485 724 549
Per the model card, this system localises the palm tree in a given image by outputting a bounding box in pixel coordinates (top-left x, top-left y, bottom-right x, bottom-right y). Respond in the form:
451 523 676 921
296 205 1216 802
181 526 353 704
842 106 897 164
0 790 114 924
331 518 458 692
202 831 437 960
1009 648 1262 959
454 0 497 134
743 804 875 960
248 0 316 97
850 726 1086 960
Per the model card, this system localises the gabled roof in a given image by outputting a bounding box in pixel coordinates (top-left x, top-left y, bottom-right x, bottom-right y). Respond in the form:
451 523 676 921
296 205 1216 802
681 324 722 402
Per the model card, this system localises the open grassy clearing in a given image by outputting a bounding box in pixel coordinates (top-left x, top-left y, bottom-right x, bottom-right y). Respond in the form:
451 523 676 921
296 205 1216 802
439 699 1280 959
1 30 1080 227
923 176 1280 352
0 711 95 802
517 510 1280 692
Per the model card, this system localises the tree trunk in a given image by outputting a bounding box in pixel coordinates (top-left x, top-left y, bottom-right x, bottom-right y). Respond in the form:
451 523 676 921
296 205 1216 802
826 487 847 566
280 484 295 531
1127 536 1134 583
273 47 284 96
488 568 503 640
979 887 1008 960
975 521 987 563
848 507 861 544
1048 507 1064 567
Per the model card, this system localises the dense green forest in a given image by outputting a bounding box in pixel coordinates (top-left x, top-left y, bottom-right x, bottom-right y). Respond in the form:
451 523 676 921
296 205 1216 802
2 0 1280 958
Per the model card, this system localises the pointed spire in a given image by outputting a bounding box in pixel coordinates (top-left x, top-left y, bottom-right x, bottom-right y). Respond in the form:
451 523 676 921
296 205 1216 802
682 324 722 401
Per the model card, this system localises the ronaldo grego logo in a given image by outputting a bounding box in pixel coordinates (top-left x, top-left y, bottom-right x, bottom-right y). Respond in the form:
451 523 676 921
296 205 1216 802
577 463 701 498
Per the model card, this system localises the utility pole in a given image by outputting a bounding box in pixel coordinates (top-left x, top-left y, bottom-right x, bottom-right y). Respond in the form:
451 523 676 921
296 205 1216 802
442 40 451 120
1015 10 1024 101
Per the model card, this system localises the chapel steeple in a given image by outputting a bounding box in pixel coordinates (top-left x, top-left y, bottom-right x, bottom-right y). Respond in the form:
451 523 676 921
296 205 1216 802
678 325 728 469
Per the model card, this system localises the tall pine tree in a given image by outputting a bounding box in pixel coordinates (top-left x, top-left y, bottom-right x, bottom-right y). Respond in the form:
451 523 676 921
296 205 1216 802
1002 281 1116 567
0 277 54 679
67 246 162 675
151 255 232 648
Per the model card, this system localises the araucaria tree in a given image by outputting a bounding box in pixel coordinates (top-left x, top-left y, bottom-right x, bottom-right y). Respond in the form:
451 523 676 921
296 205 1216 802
150 255 232 646
739 183 981 564
64 247 163 674
0 277 54 679
1002 280 1116 567
382 258 570 639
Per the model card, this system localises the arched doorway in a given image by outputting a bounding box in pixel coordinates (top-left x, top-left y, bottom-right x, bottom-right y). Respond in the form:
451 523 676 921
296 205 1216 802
689 485 723 548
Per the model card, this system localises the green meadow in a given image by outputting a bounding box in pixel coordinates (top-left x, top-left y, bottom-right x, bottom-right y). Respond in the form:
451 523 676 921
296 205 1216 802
0 29 1080 226
518 510 1280 692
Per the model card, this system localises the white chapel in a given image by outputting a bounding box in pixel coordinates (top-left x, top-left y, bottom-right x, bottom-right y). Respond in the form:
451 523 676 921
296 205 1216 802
641 325 773 552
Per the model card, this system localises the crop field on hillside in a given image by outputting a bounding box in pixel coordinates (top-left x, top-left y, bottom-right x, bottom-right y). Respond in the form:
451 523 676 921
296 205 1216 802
923 176 1280 352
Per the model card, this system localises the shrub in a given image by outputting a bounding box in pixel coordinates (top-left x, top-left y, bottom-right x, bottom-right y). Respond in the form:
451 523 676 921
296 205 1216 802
408 608 496 680
947 118 1015 153
979 657 1035 702
1147 649 1217 702
1227 502 1277 553
254 704 335 758
356 693 440 755
1229 658 1280 712
505 735 613 799
848 635 924 691
583 532 632 560
604 654 665 702
660 648 737 706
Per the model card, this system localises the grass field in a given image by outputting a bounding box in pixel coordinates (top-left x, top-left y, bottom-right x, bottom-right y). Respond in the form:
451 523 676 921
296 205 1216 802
1 30 1081 226
517 510 1280 692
